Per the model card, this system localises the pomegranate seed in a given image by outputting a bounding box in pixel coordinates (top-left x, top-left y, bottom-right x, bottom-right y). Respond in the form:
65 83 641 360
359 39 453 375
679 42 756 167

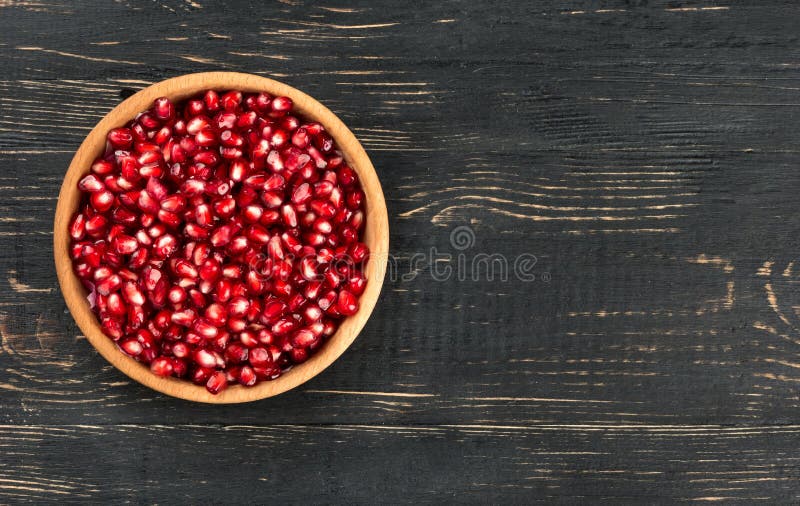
221 91 242 111
169 306 195 324
266 150 284 172
107 293 127 316
238 365 257 386
292 329 317 348
153 97 175 120
150 357 174 377
120 338 143 357
186 100 205 117
79 174 105 193
108 128 133 148
161 194 187 213
69 213 87 240
205 302 227 326
112 234 138 255
271 96 292 113
192 366 213 385
337 290 359 315
281 205 298 228
292 183 312 204
90 190 115 212
194 203 214 227
122 282 145 306
195 128 217 147
92 159 115 175
204 90 220 112
96 274 122 296
205 371 228 394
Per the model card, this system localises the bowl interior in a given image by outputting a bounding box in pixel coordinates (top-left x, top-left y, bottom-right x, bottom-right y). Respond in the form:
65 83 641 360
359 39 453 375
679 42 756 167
54 72 389 403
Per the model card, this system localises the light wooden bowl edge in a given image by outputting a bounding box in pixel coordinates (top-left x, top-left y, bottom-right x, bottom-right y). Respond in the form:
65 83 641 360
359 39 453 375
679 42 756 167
53 72 389 404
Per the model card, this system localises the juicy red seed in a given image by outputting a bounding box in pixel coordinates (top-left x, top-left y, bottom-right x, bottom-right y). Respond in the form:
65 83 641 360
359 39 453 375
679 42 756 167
92 159 115 175
150 357 174 377
90 190 115 212
108 128 133 148
292 329 317 348
120 338 143 356
238 365 257 386
69 213 87 240
221 91 242 111
204 90 220 112
186 100 205 117
154 97 175 121
271 96 292 112
337 290 359 315
79 174 105 193
206 371 228 394
249 347 271 367
292 183 312 205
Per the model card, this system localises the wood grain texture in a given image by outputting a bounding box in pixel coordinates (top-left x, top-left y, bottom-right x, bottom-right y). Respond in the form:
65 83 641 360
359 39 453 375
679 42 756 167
2 0 800 503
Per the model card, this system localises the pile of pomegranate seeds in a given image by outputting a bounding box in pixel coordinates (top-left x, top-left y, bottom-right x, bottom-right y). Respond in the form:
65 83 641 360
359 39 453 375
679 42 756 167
69 90 369 394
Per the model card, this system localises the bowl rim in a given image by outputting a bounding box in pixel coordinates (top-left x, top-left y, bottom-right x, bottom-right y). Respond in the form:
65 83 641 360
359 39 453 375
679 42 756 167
53 71 389 403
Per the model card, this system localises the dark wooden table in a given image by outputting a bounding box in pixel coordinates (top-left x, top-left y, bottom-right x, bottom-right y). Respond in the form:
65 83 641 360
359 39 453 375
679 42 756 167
2 0 800 503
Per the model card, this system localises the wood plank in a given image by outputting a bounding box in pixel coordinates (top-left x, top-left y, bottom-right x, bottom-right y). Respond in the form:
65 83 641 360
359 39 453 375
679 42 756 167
0 423 798 503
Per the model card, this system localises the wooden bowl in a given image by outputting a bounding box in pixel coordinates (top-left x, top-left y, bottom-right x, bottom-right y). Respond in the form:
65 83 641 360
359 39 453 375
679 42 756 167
53 72 389 403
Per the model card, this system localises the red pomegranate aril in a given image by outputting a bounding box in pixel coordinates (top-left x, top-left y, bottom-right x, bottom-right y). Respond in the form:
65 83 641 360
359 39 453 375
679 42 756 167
194 203 213 227
69 213 87 240
337 290 359 316
205 302 227 326
186 100 205 117
238 365 257 386
106 293 127 317
215 111 237 130
270 129 289 148
292 329 317 348
195 128 218 147
346 189 365 210
221 90 242 111
121 281 145 306
168 285 187 305
281 205 298 228
112 234 138 255
271 96 292 113
188 288 206 307
205 371 228 394
92 159 116 176
192 366 213 385
225 343 249 364
108 128 133 149
203 90 220 112
79 174 105 193
192 348 217 369
160 194 187 213
220 130 244 148
90 190 115 213
150 357 174 377
210 224 233 247
271 318 297 336
120 338 144 357
184 222 209 239
282 115 300 131
153 97 175 121
248 346 271 367
171 308 196 326
96 274 122 296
